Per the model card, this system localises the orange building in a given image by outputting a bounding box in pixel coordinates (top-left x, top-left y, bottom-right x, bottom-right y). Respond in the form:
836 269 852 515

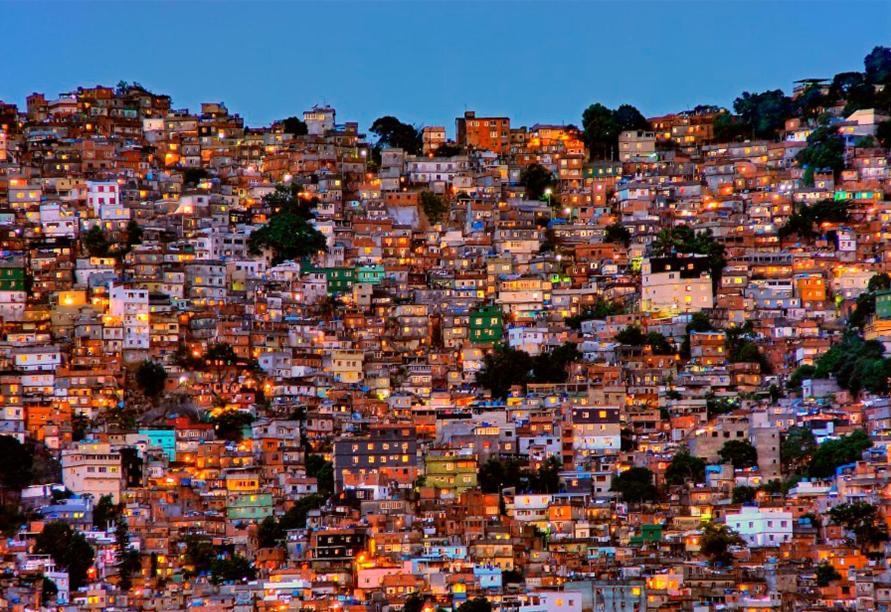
456 111 510 154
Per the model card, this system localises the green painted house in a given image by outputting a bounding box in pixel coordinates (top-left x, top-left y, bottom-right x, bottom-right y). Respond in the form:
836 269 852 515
226 493 274 521
304 265 357 295
469 305 503 344
357 265 385 285
425 452 478 494
630 523 663 546
139 428 176 461
0 266 25 292
876 290 891 320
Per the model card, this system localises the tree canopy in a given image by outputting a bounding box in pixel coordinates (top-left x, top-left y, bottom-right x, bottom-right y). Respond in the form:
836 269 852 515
611 467 657 504
281 116 308 136
665 449 706 486
36 521 95 590
828 501 889 550
370 116 422 155
651 226 726 288
249 185 327 265
604 222 631 246
732 89 791 139
812 335 891 395
809 429 872 478
420 190 448 224
796 126 846 185
718 439 759 469
581 102 649 159
700 522 744 566
476 343 581 398
780 426 817 474
135 360 167 399
519 163 555 201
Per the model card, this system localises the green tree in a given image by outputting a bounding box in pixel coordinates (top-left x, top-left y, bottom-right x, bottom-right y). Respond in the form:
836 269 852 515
205 342 239 367
645 332 674 355
779 199 851 240
281 116 308 136
248 211 327 265
651 226 726 289
815 561 842 587
809 430 873 478
184 536 216 575
733 89 791 139
700 521 744 566
731 485 757 504
868 273 891 292
604 222 631 246
796 126 845 184
520 163 555 201
611 467 657 504
433 143 463 157
876 120 891 148
92 494 121 529
615 325 646 346
665 449 706 486
135 360 167 399
565 299 624 329
788 364 816 391
420 190 448 224
581 103 618 159
403 594 428 612
0 436 33 501
115 518 140 591
211 411 255 442
780 426 817 474
581 103 649 159
713 111 750 142
0 505 25 536
257 515 284 548
370 116 421 155
457 597 492 612
35 521 95 590
531 342 580 383
476 346 534 399
478 457 524 493
279 494 327 530
305 454 334 497
83 225 111 257
813 335 891 395
864 46 891 85
828 501 889 550
718 439 758 469
41 575 58 604
72 413 91 441
210 554 256 584
182 167 209 186
614 104 650 133
528 456 562 494
125 219 143 249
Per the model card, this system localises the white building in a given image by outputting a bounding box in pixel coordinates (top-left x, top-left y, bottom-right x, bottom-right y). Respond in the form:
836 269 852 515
520 591 584 612
12 345 62 372
303 105 335 136
87 180 129 230
642 255 713 314
109 284 150 355
61 441 123 503
507 326 547 355
618 129 657 161
724 506 793 548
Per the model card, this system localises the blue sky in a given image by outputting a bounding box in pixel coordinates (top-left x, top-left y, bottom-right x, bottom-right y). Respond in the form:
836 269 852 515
3 1 890 133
